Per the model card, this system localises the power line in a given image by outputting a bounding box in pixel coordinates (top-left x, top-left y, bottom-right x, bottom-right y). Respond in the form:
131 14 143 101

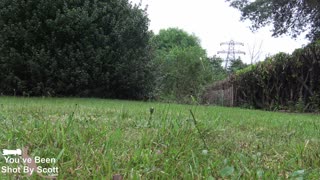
217 40 246 69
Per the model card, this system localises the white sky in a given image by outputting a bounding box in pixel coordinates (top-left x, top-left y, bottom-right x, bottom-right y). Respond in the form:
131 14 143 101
130 0 309 64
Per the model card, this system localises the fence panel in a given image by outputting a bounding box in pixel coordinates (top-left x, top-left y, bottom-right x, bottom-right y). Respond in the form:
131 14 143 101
202 80 234 106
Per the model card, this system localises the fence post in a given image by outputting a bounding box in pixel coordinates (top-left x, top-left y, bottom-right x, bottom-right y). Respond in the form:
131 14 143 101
231 84 234 106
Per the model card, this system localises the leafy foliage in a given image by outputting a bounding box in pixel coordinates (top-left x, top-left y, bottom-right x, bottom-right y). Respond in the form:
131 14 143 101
151 28 220 102
151 28 201 51
226 0 320 41
228 58 248 73
232 41 320 112
0 0 153 99
208 56 227 81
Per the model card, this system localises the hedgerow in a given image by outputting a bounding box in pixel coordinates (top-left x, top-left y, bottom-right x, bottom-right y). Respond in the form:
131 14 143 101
232 41 320 112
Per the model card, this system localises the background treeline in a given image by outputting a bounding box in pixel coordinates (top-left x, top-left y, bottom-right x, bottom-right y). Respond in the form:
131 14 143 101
151 28 227 103
232 41 320 112
0 0 228 101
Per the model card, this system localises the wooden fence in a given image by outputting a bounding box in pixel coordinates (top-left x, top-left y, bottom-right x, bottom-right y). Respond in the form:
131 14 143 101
202 78 234 106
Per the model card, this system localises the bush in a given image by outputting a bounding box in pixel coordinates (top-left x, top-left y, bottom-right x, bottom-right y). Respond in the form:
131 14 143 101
0 0 154 99
151 28 218 103
231 41 320 112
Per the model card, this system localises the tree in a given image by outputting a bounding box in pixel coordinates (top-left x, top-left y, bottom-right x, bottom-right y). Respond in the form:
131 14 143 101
151 28 201 52
228 57 248 73
151 28 214 102
208 56 227 81
247 40 263 64
226 0 320 41
0 0 153 99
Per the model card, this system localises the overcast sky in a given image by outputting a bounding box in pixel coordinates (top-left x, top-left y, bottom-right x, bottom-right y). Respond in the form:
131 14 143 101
130 0 309 64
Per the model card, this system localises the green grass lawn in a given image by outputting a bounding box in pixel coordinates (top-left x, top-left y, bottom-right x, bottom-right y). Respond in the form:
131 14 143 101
0 96 319 179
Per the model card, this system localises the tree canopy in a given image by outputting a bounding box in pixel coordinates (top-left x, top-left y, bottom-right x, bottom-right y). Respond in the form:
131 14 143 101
151 28 221 102
228 58 248 73
226 0 320 41
151 28 201 51
0 0 153 99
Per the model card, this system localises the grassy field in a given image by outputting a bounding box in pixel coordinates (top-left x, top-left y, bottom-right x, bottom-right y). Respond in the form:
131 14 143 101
0 96 319 179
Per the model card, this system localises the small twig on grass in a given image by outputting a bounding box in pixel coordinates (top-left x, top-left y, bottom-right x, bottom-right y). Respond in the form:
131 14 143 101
189 109 209 150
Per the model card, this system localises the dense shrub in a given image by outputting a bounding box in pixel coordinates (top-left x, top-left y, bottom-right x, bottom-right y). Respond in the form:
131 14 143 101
232 41 320 112
0 0 153 99
151 28 224 103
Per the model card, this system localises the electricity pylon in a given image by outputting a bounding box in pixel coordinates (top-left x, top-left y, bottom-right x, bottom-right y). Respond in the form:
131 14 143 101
217 40 246 69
